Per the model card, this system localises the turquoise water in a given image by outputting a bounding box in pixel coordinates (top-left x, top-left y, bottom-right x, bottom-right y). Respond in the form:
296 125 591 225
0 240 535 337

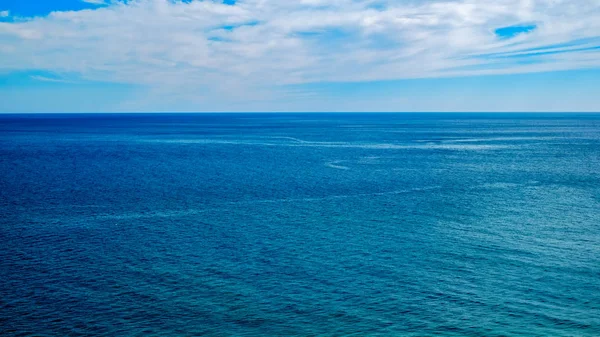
1 113 599 336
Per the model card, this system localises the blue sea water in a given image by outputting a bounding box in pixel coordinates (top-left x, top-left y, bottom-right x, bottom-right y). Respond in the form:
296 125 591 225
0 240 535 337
0 113 599 336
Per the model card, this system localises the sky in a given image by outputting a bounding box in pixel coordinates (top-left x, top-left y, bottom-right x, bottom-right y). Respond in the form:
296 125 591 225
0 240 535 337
0 0 599 112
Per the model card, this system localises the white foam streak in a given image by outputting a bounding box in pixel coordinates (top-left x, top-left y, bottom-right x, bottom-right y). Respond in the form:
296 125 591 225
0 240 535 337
325 160 350 170
96 186 442 220
146 138 511 150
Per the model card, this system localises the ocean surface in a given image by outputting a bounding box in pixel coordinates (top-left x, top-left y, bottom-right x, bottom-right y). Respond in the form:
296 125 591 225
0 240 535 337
1 113 599 336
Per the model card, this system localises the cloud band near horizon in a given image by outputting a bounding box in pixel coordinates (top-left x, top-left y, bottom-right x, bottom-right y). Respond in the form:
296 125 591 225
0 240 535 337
0 0 599 112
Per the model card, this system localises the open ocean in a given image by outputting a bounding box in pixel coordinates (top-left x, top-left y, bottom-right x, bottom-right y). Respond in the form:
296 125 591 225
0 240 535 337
1 113 599 336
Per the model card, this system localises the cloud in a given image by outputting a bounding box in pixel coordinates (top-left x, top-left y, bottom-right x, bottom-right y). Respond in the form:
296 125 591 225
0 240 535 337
30 75 75 83
81 0 107 5
0 0 599 109
0 10 9 18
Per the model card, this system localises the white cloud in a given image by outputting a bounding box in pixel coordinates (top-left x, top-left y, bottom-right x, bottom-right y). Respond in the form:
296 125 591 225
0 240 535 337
81 0 107 4
30 75 75 83
0 0 599 109
0 10 9 18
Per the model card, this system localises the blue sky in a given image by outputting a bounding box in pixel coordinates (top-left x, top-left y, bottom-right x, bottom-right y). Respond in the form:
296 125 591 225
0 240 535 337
0 0 104 17
1 0 599 112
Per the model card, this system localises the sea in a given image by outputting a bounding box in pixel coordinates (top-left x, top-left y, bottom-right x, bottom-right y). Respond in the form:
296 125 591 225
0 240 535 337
1 113 599 336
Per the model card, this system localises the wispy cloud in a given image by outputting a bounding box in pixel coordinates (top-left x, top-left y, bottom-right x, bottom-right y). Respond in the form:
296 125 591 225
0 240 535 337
0 10 9 18
30 75 75 83
81 0 107 5
0 0 599 108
